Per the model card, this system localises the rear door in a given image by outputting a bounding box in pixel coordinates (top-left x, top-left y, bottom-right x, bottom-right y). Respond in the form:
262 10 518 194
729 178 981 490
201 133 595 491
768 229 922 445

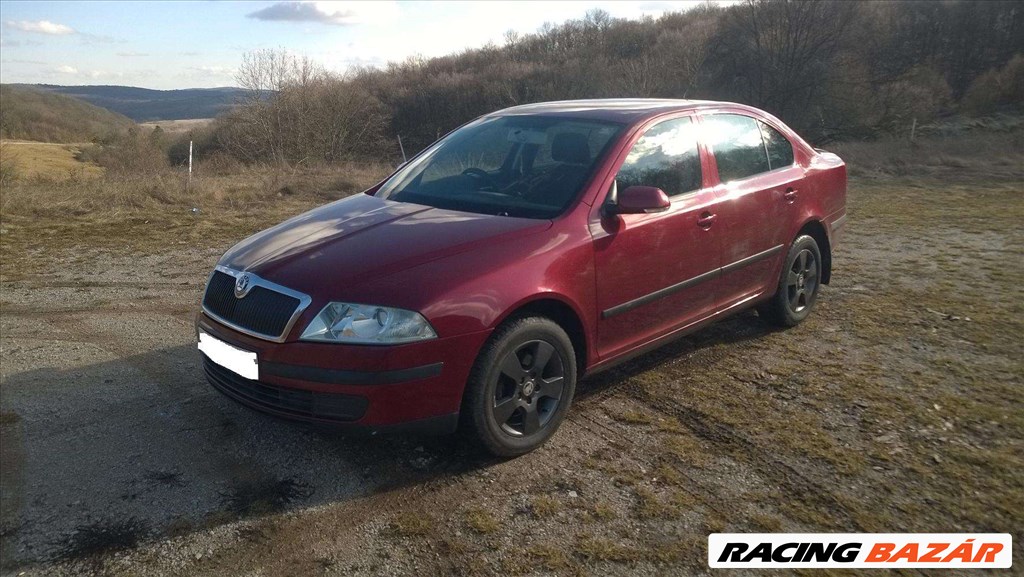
592 115 723 360
700 113 802 310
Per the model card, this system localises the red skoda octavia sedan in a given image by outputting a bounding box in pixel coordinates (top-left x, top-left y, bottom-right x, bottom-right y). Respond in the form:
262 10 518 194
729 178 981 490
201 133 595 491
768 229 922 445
197 99 846 456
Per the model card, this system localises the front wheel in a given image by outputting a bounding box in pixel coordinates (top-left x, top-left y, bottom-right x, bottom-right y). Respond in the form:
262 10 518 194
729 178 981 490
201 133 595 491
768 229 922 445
461 317 577 457
758 235 822 327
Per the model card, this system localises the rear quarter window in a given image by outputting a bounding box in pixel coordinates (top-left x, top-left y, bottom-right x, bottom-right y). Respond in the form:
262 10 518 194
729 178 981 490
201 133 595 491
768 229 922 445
703 114 770 183
759 121 795 169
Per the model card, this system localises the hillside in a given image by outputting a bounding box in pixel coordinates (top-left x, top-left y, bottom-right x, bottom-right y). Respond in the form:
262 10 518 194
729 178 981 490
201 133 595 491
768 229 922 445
0 85 135 143
23 85 245 122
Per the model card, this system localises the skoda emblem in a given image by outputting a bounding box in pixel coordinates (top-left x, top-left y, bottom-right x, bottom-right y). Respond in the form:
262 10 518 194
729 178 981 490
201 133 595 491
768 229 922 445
234 273 252 298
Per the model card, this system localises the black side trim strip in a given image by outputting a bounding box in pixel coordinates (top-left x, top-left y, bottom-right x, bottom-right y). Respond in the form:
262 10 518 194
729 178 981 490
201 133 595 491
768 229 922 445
601 244 784 319
720 244 784 275
603 268 719 319
262 361 444 386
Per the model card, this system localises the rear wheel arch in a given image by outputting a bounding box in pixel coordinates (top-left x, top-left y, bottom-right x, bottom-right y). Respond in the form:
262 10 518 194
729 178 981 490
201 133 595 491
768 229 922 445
795 219 831 285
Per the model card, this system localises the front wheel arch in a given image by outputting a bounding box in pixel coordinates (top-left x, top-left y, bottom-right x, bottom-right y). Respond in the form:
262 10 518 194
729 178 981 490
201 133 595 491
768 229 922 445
490 296 589 376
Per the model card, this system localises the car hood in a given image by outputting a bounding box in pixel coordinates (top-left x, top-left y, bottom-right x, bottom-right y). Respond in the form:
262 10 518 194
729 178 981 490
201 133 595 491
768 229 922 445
219 193 551 293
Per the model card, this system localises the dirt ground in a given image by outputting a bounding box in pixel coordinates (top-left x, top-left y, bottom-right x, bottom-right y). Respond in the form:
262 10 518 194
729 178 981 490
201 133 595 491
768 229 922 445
1 167 1021 575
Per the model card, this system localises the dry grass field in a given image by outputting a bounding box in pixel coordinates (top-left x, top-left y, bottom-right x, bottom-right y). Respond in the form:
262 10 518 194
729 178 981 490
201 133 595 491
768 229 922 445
138 119 213 136
0 134 1021 575
0 140 104 181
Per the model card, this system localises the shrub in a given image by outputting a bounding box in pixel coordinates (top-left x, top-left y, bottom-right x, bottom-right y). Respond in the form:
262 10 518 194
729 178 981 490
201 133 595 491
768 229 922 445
962 55 1024 116
86 127 169 175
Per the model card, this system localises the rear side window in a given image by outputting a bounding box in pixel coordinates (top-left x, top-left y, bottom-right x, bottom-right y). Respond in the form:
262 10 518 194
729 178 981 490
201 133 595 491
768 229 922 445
616 117 702 197
759 121 794 169
703 114 770 183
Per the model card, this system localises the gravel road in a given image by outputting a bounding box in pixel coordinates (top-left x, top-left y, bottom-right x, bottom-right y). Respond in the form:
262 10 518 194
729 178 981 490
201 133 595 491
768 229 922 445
2 175 1021 576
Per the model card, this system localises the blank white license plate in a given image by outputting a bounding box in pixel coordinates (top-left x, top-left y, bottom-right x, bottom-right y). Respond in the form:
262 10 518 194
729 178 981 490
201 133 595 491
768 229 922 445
198 332 258 380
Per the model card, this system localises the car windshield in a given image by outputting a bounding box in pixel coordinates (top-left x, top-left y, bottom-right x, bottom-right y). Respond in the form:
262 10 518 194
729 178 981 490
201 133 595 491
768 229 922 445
377 116 624 219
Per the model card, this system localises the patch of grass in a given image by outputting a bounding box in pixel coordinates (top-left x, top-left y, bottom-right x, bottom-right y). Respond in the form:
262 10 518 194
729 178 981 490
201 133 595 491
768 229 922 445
589 501 617 521
575 534 642 563
464 507 501 534
654 462 684 485
530 495 562 518
705 514 727 533
661 434 709 467
656 417 685 434
610 408 654 425
530 544 578 573
388 511 435 538
750 512 784 531
633 486 691 520
60 517 148 559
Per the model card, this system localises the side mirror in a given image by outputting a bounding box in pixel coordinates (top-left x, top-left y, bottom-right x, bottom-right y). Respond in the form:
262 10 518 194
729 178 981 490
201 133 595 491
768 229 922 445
607 186 671 215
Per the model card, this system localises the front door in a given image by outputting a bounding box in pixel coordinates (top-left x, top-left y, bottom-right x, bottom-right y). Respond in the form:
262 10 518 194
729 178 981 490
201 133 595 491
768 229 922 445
592 115 723 360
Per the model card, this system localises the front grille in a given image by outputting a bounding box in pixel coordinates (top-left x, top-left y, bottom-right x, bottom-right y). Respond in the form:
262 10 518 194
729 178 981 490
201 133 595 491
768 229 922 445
204 358 368 422
203 270 301 339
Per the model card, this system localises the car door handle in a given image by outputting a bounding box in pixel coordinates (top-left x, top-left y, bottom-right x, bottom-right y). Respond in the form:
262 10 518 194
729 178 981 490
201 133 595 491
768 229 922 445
697 212 716 228
783 188 798 202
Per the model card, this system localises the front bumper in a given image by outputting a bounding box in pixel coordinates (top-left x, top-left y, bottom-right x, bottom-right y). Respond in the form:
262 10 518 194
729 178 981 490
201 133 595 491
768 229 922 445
196 313 491 433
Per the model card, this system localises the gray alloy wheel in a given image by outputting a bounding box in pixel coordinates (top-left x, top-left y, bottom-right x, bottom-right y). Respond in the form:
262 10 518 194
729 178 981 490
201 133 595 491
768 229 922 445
492 339 566 437
759 235 822 327
462 316 576 457
786 247 819 314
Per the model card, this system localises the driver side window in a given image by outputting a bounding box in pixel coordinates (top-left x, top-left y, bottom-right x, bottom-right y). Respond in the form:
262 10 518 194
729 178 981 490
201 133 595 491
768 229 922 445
616 117 702 197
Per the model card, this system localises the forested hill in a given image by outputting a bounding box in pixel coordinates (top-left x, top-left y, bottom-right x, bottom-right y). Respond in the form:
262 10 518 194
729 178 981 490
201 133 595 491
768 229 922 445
0 85 135 142
16 85 246 122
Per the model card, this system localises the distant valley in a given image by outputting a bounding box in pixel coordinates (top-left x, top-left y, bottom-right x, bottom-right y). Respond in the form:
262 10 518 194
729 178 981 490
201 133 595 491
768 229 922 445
11 84 246 122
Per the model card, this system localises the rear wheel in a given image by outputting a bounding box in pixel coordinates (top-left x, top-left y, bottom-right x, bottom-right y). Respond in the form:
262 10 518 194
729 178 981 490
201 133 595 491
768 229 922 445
758 235 822 327
462 316 576 457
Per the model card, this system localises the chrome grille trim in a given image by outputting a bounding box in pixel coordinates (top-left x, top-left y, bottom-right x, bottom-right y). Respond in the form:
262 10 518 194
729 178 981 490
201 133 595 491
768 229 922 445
202 265 313 343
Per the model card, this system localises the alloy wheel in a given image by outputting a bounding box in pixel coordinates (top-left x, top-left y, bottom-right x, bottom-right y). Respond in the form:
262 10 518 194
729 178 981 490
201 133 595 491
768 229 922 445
491 340 565 436
786 248 819 313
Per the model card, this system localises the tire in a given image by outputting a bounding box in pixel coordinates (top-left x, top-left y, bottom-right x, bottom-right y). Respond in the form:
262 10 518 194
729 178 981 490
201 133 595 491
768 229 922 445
461 316 577 457
758 235 823 327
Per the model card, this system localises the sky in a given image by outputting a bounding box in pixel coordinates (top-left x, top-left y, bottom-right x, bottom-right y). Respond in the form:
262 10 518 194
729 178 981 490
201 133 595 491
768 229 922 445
0 1 721 90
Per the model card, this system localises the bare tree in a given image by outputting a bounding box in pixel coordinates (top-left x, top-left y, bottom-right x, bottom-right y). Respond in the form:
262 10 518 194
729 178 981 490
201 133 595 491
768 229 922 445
220 49 388 165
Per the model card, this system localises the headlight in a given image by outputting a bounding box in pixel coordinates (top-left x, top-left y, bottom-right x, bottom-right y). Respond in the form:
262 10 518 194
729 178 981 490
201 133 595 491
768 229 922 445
300 302 437 344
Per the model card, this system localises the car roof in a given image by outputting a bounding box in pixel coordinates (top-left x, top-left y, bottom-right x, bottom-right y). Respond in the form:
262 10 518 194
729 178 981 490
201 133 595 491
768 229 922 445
489 98 758 124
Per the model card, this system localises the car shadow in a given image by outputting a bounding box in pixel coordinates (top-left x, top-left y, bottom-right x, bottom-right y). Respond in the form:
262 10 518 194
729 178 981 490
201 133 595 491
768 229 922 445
576 308 777 399
0 308 775 568
0 341 493 569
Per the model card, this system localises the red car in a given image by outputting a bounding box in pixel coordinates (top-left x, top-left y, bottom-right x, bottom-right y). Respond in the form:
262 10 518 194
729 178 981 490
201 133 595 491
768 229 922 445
197 99 846 456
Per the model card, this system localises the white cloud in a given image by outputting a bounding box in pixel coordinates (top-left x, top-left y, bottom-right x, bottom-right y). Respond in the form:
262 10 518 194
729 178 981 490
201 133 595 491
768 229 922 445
189 65 234 75
48 66 133 80
6 20 76 35
247 1 398 26
117 51 149 57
